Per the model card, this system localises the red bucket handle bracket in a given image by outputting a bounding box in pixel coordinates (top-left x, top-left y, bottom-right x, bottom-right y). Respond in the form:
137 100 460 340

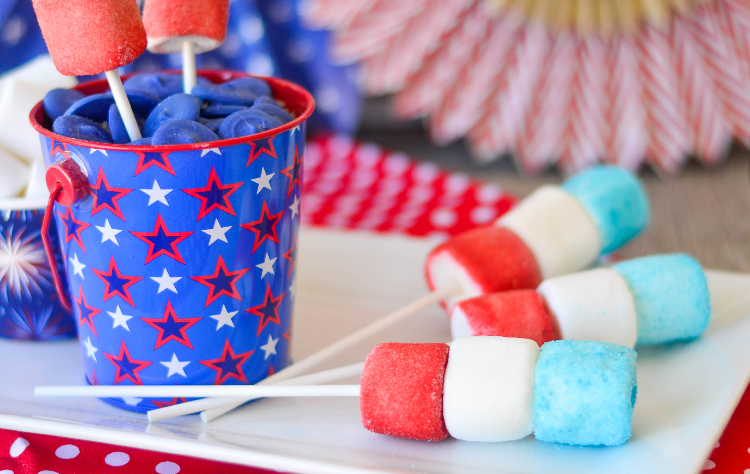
41 159 91 314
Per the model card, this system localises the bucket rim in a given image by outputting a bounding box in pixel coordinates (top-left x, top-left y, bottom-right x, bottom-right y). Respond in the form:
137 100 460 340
29 70 316 153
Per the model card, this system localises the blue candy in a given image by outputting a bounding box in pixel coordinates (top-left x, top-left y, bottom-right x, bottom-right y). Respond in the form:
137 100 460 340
198 117 224 133
614 254 710 345
43 89 85 122
534 340 637 446
53 115 113 144
192 77 271 106
65 92 159 122
108 104 146 145
129 137 153 146
253 95 280 107
562 166 650 254
123 73 182 100
251 103 293 124
201 104 247 118
143 93 201 137
218 109 282 139
152 120 220 145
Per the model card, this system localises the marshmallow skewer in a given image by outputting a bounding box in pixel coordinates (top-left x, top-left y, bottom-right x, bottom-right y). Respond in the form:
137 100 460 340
146 286 456 422
30 0 147 142
196 166 648 422
147 361 364 422
142 0 230 94
452 253 712 348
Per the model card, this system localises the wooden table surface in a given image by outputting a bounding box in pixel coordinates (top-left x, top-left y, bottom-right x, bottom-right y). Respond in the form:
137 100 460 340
358 127 750 272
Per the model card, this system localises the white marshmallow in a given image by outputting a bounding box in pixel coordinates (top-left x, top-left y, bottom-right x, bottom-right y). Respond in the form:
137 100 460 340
496 185 601 279
148 35 223 54
425 250 483 309
0 146 30 199
443 336 538 442
0 79 50 165
537 268 638 348
450 305 474 339
24 158 49 199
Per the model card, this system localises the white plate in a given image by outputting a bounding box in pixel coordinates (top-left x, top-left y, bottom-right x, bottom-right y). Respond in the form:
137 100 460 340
1 228 750 474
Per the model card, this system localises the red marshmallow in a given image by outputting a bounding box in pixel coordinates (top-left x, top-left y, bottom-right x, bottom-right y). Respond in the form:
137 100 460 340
360 343 450 441
451 290 558 346
31 0 147 76
143 0 229 54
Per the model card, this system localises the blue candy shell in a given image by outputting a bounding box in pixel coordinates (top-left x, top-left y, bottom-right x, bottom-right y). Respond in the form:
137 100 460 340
53 115 113 144
43 89 85 122
562 166 649 254
222 77 272 97
64 91 159 122
144 93 201 137
198 117 224 133
614 254 710 345
534 340 637 446
219 109 282 139
108 104 145 144
201 104 247 118
129 137 153 146
252 103 293 124
192 77 271 107
151 119 221 145
123 73 208 100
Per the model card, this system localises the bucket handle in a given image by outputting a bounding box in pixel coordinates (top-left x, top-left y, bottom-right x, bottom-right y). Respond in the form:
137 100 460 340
41 158 91 314
42 183 72 313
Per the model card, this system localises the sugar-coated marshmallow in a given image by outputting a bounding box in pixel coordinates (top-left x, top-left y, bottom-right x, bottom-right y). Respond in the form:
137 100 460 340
143 0 229 54
360 343 450 441
537 268 638 348
450 290 556 346
426 226 541 309
534 340 637 446
614 254 710 345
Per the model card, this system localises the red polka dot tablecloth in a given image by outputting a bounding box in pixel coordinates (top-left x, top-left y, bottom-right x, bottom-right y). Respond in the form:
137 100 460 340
0 133 745 473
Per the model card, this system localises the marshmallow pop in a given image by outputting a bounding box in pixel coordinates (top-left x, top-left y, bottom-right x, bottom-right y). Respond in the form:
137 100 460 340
426 165 650 309
451 253 711 348
143 0 230 93
31 0 147 141
361 338 637 446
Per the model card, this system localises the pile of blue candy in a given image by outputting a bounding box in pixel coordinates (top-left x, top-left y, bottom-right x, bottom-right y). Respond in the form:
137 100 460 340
44 73 294 145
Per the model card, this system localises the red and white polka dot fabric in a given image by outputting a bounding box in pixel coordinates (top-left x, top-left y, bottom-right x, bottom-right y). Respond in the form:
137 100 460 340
0 134 743 472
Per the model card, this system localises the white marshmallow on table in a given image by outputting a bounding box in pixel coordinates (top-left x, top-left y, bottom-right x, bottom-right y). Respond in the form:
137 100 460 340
496 185 601 279
443 336 538 442
0 146 30 199
537 268 638 348
0 79 51 165
24 158 49 199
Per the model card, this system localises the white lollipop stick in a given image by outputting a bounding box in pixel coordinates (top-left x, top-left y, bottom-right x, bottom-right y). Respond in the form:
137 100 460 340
145 285 454 423
36 384 361 398
147 361 364 422
104 70 142 141
182 40 197 94
198 286 456 422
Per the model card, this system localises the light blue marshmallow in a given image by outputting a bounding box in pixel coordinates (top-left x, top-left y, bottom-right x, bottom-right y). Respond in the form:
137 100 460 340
614 254 710 345
534 340 637 447
562 166 649 254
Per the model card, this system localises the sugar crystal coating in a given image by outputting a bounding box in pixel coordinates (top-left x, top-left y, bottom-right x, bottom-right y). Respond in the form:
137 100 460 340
31 0 147 76
143 0 229 54
360 342 450 441
450 290 557 346
534 340 637 446
614 253 710 345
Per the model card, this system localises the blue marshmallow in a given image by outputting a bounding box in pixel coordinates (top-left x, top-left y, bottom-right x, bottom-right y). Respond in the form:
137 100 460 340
614 254 710 345
144 93 201 137
44 89 85 122
562 166 649 254
218 109 282 139
53 115 113 144
534 340 637 447
152 120 220 145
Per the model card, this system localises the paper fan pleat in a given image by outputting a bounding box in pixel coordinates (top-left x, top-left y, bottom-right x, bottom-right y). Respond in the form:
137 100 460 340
362 0 473 95
302 0 375 30
518 34 577 173
394 3 491 119
429 14 523 145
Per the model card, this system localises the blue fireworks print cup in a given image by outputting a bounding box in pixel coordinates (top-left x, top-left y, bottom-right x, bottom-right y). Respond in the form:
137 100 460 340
0 200 75 340
30 71 314 412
